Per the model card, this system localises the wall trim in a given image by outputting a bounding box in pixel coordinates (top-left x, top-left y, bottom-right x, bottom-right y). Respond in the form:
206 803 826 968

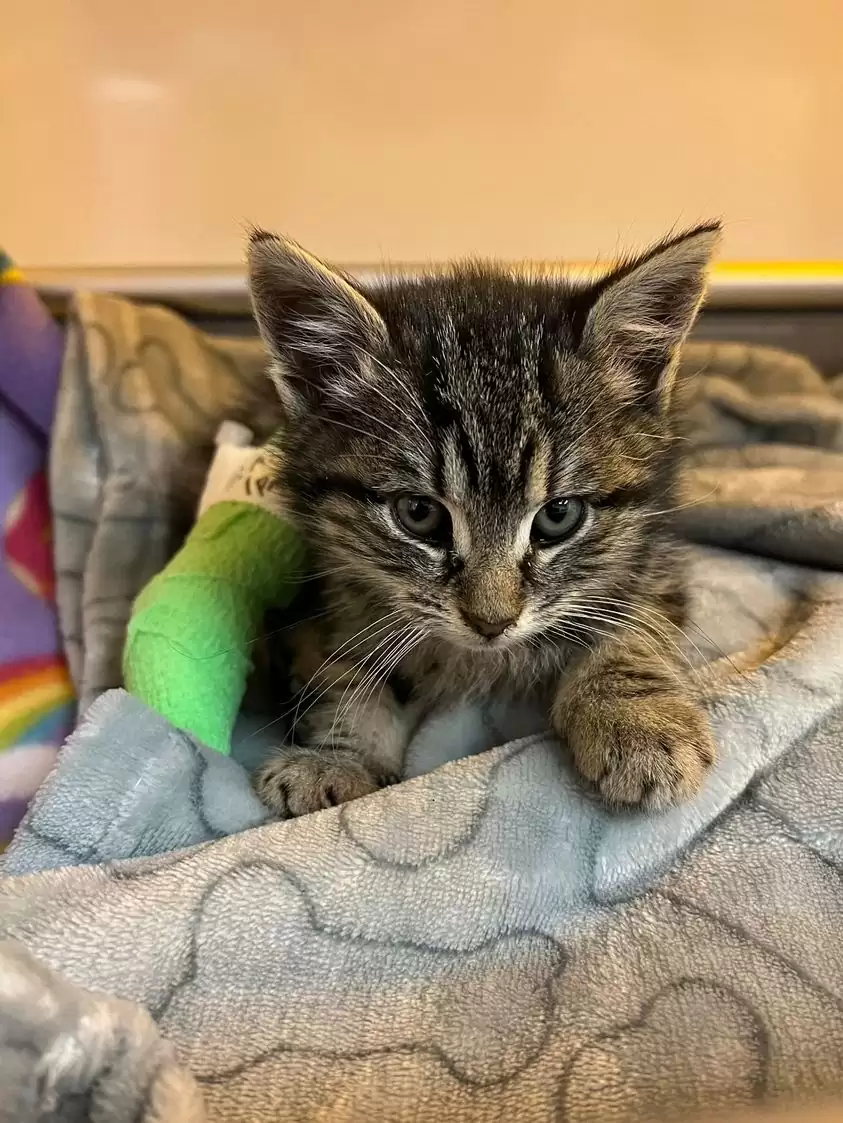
25 263 843 311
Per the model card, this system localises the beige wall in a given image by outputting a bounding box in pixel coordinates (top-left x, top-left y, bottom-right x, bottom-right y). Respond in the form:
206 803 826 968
3 0 842 269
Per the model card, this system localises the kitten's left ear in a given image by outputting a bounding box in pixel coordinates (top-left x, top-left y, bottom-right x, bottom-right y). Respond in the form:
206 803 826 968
578 222 722 410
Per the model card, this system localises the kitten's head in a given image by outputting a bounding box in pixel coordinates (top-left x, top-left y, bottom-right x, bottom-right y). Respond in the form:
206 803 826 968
249 224 719 653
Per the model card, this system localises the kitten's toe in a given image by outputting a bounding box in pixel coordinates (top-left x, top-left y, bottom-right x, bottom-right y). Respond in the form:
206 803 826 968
568 694 715 810
254 749 393 818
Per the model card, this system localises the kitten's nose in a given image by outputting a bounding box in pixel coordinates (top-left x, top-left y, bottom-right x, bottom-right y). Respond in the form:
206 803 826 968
461 610 518 638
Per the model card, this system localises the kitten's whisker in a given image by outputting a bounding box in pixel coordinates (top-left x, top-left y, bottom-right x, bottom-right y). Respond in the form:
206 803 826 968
558 610 688 686
241 612 402 749
346 627 423 746
174 609 334 666
369 628 426 719
646 431 691 443
289 613 406 742
565 595 704 674
323 624 419 753
293 611 402 705
327 624 411 749
652 613 742 678
586 594 741 676
544 624 591 652
638 487 719 519
670 618 741 675
566 619 684 685
373 625 429 716
281 563 356 586
561 601 699 684
618 452 653 464
614 601 717 671
287 642 389 749
559 594 691 651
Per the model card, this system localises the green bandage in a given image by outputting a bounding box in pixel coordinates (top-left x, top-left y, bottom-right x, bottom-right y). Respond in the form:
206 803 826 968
123 501 306 754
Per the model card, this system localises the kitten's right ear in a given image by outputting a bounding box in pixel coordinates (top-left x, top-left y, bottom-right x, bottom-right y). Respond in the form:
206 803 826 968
247 230 387 414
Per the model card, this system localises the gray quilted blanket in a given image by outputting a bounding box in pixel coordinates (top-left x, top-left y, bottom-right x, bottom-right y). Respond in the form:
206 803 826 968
2 292 843 1122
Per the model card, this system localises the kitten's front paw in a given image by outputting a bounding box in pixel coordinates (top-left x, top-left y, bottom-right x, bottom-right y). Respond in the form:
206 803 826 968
564 692 715 810
254 749 397 818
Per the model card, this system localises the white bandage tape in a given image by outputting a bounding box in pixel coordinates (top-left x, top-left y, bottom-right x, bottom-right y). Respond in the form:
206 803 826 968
197 422 286 518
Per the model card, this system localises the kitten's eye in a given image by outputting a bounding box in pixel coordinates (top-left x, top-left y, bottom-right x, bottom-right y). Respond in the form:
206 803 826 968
531 497 588 544
392 494 449 541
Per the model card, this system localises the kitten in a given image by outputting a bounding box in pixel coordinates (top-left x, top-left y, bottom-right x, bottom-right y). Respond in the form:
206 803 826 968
247 224 720 817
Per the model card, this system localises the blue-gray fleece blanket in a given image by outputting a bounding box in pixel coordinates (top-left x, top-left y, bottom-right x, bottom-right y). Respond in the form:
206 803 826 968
2 293 843 1123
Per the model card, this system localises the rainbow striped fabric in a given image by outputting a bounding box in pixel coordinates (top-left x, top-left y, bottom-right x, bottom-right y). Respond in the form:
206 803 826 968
0 656 74 748
0 657 74 844
0 248 72 848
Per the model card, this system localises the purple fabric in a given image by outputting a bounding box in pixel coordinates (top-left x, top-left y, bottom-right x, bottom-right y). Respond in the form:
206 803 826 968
0 283 63 436
0 797 29 841
0 267 69 847
0 405 58 663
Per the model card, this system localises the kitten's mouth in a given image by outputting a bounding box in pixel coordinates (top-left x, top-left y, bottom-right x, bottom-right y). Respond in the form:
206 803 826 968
454 619 521 651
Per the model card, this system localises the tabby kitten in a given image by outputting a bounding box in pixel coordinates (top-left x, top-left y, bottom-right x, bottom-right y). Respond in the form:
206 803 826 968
248 223 719 817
